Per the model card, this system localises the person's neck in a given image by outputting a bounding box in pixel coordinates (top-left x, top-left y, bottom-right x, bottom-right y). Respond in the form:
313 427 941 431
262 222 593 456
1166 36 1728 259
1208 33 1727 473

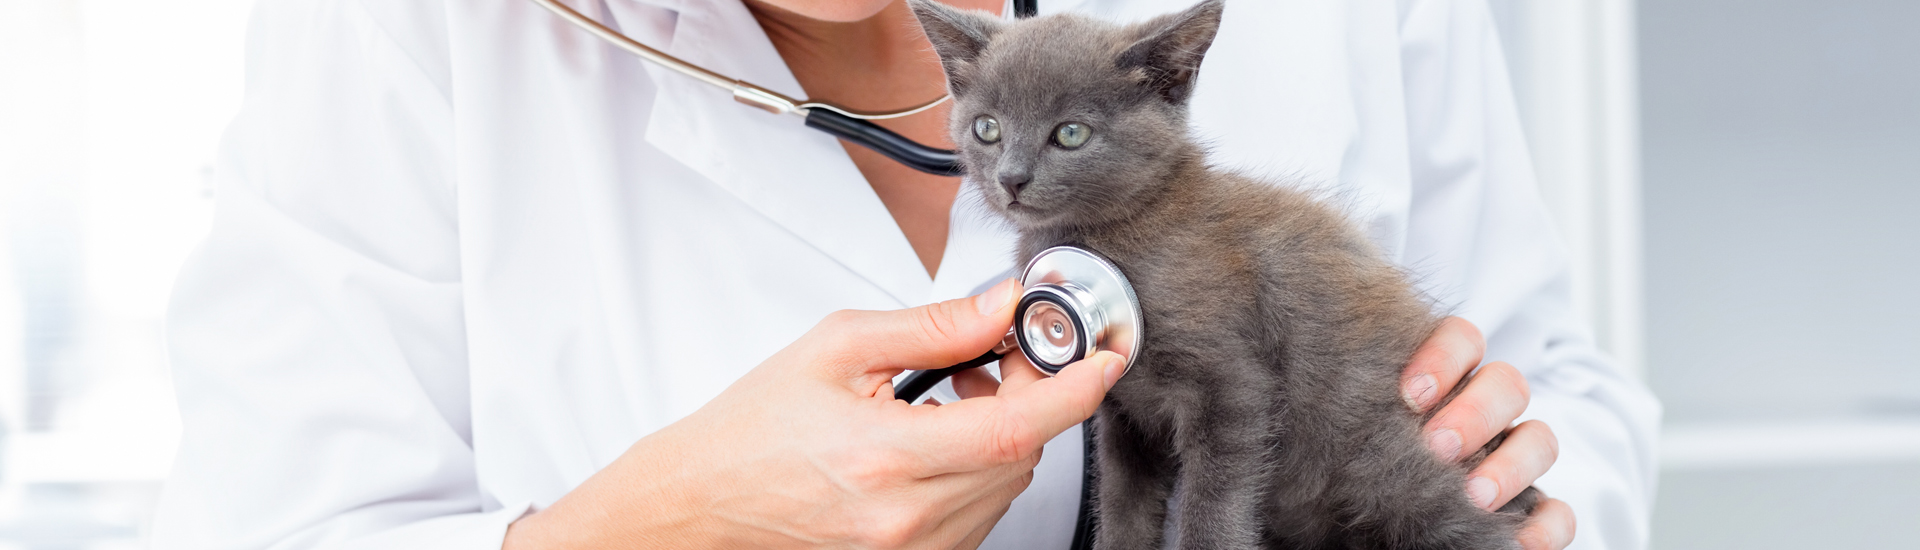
746 0 1001 115
744 0 1005 278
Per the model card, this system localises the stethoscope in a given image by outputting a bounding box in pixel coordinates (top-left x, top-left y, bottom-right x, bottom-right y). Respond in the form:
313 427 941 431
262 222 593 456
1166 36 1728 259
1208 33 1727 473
535 2 1130 546
894 246 1140 550
895 245 1144 402
529 0 1044 176
528 0 1144 388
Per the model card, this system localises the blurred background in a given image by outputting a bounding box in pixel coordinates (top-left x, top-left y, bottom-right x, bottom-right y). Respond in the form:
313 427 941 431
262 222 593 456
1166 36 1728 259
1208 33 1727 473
1 0 244 547
0 0 1913 548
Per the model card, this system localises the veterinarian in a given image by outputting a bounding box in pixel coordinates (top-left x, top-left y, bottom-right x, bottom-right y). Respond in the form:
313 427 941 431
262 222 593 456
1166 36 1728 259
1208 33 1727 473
151 0 1658 549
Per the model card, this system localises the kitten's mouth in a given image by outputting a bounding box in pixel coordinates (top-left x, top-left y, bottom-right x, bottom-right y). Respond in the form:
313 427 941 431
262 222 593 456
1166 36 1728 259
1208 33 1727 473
1002 201 1053 225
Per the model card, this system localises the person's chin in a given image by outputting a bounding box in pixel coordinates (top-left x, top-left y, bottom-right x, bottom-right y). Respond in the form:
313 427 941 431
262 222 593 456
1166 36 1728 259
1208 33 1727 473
748 0 892 22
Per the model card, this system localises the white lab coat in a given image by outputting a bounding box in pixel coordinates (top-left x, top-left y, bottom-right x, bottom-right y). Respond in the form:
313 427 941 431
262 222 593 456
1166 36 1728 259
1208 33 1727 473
152 0 1661 548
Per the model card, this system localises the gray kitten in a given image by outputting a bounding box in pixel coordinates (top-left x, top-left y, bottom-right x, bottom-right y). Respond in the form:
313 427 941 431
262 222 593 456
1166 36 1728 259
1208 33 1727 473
906 1 1541 548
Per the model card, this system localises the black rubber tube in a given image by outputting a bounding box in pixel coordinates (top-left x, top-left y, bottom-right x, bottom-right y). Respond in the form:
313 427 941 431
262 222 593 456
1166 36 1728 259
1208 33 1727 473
1070 419 1097 550
804 109 962 176
1013 0 1038 18
799 0 1032 175
891 333 1098 549
894 350 1004 402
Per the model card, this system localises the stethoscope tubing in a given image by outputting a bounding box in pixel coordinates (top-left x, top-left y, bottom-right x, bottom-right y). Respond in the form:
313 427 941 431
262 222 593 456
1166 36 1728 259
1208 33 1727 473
530 0 1081 542
897 242 1142 403
805 109 961 176
527 0 1043 176
894 350 1004 402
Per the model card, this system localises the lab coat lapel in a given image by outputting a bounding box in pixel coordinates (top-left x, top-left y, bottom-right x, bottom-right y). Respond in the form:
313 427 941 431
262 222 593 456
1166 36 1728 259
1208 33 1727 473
615 0 933 306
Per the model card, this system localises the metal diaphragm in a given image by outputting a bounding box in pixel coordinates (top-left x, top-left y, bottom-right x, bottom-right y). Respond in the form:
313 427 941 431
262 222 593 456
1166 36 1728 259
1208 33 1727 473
1013 246 1143 377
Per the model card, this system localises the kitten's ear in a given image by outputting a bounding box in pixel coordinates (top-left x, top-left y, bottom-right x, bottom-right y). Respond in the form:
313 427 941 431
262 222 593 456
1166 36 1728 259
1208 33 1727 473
1118 0 1225 104
908 0 1005 95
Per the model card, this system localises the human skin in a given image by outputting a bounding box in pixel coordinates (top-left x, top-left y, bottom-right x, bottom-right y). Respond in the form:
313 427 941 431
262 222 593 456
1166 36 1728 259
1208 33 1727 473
742 0 1002 277
504 1 1575 549
505 280 1125 549
1406 318 1577 549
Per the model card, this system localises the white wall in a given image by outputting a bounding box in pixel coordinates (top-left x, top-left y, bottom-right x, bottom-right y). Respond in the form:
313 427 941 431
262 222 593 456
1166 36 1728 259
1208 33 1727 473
1491 0 1920 547
1640 0 1918 547
1640 0 1920 425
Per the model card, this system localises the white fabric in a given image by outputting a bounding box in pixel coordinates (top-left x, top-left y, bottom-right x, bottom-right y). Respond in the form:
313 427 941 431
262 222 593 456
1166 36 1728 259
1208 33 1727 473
151 0 1661 548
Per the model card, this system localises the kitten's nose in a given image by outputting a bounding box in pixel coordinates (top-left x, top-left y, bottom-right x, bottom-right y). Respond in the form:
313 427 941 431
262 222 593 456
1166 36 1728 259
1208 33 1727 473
998 170 1032 198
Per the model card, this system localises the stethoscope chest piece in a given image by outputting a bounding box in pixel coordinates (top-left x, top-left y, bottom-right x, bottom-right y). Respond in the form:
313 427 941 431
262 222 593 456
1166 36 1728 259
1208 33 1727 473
1015 246 1142 377
891 245 1141 403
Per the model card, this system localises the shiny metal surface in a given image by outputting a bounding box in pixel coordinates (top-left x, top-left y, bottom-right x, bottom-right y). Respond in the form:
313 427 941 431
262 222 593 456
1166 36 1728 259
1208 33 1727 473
529 0 947 121
1021 299 1080 366
798 96 951 121
991 330 1020 355
1015 281 1107 372
528 0 735 92
1016 246 1142 377
731 85 805 116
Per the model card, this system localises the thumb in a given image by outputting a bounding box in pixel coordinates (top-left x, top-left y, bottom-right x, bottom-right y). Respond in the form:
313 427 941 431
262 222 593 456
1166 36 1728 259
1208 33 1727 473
910 351 1122 472
806 278 1019 385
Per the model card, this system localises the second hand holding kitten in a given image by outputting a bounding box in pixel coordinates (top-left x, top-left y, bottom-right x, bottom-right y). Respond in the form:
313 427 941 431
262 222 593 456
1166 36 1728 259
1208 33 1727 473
909 1 1564 548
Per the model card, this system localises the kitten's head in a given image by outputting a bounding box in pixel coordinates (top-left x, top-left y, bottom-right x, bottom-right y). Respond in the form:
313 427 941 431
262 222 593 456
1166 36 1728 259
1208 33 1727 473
909 0 1224 230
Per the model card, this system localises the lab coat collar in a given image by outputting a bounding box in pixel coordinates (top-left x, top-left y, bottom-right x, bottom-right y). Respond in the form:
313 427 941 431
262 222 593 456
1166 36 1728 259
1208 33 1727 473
610 0 938 306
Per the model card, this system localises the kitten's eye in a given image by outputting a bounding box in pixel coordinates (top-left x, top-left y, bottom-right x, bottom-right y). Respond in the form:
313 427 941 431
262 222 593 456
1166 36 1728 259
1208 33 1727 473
1053 122 1092 149
973 115 1002 144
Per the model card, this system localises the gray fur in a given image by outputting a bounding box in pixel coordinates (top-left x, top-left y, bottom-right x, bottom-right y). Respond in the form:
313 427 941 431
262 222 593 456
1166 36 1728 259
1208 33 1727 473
908 1 1541 548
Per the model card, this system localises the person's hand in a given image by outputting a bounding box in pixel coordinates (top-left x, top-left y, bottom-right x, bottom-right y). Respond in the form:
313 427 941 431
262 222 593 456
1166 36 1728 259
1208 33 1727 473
1400 317 1576 550
504 279 1123 550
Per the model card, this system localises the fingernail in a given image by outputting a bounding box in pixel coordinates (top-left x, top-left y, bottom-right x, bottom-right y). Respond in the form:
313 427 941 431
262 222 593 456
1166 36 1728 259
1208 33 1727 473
1427 428 1462 461
975 279 1016 316
1466 476 1497 510
1100 353 1125 390
1403 373 1438 410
